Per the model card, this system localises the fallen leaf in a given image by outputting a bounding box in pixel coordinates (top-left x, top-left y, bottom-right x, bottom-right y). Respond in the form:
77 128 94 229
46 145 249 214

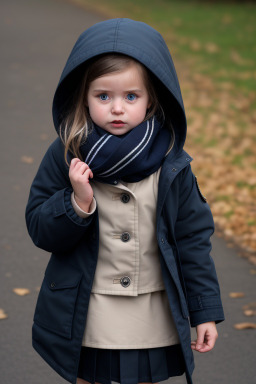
230 50 252 65
244 310 255 317
13 288 30 296
243 302 256 313
0 308 8 320
234 322 256 330
190 40 201 52
21 156 34 164
250 269 256 275
229 292 245 298
205 42 219 53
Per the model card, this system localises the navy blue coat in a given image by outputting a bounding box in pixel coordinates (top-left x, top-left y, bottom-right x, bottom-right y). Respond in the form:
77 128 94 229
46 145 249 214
25 19 224 384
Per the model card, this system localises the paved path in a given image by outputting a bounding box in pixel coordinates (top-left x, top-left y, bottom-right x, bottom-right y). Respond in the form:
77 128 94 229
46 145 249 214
0 0 255 383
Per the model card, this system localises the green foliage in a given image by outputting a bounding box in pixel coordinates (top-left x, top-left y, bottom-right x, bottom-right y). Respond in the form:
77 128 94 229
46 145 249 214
88 0 256 93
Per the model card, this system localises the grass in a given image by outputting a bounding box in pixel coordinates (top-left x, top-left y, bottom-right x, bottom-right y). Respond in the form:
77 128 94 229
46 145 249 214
75 0 256 92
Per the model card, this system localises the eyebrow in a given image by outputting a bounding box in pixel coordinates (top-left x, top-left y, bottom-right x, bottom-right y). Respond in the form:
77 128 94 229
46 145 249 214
92 89 143 93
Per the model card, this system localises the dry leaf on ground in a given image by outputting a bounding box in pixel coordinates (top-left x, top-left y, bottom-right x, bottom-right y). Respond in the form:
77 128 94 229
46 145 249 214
229 292 245 298
13 288 30 296
244 310 255 317
21 156 34 164
0 308 8 320
205 42 219 53
243 303 256 316
234 322 256 330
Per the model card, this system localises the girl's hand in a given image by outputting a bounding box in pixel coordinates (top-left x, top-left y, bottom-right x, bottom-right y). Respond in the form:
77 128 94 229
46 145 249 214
69 158 94 212
191 321 218 353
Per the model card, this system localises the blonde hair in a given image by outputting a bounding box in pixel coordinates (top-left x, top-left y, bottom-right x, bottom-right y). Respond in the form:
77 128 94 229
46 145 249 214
60 54 163 164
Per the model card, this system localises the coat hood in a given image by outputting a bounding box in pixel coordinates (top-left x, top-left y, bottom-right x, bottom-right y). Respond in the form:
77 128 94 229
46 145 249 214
52 18 187 154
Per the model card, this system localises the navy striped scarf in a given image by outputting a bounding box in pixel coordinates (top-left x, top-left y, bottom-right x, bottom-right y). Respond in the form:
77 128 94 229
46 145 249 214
80 117 172 184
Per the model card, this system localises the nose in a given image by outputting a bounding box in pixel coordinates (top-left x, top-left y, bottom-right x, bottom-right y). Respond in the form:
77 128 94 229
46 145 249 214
111 99 124 115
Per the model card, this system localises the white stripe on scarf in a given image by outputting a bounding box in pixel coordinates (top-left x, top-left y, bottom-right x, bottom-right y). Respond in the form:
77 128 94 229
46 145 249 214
99 118 155 178
85 134 113 165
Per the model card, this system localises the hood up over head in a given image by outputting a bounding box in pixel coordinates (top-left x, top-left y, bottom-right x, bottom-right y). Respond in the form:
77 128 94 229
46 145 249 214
52 18 187 155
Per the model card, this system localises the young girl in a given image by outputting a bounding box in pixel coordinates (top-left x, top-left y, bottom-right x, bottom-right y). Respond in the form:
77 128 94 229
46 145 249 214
26 18 224 384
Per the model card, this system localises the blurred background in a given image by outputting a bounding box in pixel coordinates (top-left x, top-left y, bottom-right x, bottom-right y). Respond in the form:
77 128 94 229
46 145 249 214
0 0 255 383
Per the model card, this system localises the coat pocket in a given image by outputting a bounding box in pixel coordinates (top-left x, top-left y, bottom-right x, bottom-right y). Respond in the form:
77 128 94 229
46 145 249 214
34 259 83 339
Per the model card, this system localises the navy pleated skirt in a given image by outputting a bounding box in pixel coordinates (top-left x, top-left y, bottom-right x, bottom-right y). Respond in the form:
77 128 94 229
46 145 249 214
77 344 185 384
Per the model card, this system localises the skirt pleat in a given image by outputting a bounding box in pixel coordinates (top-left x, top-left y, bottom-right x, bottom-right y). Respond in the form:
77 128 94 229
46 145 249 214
96 349 112 383
120 350 139 384
148 348 168 382
77 345 185 384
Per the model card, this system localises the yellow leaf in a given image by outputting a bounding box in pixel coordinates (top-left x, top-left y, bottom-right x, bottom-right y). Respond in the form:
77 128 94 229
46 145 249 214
229 292 245 298
243 303 256 316
244 310 255 317
0 308 8 320
205 42 219 54
21 156 34 164
234 322 256 330
13 288 30 296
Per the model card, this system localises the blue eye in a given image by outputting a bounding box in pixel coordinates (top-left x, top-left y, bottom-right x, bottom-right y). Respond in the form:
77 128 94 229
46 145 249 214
126 93 136 101
99 94 109 101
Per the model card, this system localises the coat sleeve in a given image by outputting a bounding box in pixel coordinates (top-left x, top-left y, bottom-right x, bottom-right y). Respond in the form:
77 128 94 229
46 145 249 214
25 138 97 254
174 165 224 327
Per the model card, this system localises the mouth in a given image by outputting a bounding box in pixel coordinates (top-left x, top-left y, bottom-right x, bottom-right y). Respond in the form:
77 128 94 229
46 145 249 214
110 120 125 128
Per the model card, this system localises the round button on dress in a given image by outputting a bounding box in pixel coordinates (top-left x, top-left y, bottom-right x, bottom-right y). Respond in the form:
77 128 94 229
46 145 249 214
120 276 131 287
121 193 130 203
121 232 131 242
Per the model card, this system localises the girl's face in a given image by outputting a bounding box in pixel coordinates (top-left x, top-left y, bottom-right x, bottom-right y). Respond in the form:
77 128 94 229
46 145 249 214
86 62 151 135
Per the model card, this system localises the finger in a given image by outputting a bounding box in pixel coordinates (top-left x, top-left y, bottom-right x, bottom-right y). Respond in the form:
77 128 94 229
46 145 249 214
191 341 197 350
75 161 87 170
195 343 213 353
83 168 93 182
69 158 82 171
78 163 89 174
196 333 217 353
72 162 89 176
195 330 205 351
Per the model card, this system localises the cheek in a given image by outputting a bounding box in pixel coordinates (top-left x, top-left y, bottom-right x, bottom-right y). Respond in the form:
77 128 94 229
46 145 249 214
88 102 107 124
131 105 148 124
88 99 99 115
